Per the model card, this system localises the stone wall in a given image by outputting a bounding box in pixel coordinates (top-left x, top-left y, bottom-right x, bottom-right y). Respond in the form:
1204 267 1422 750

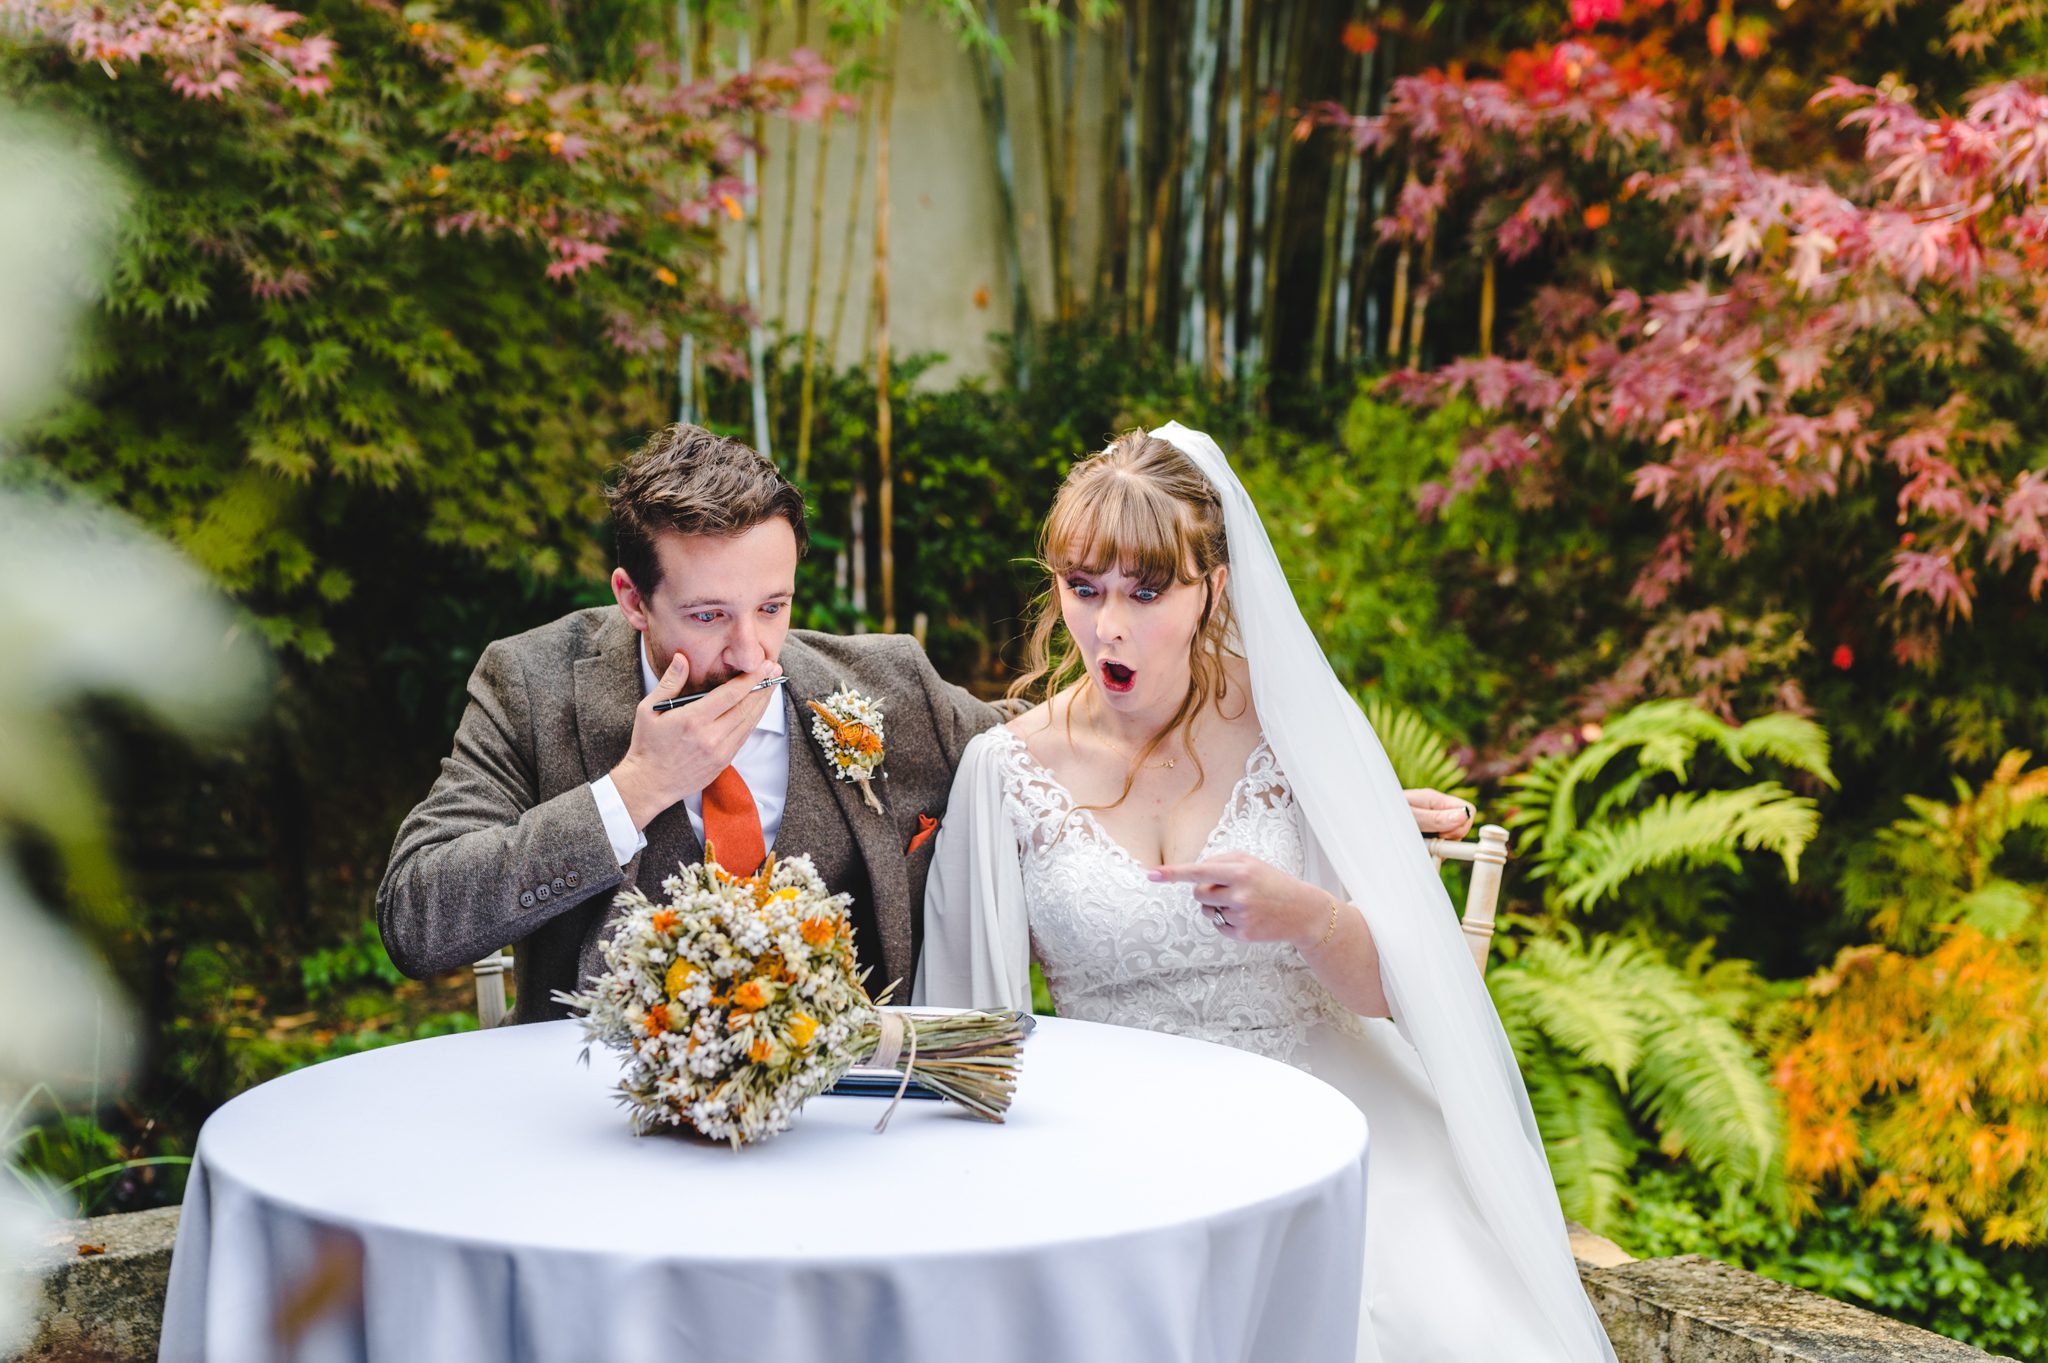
10 1207 178 1363
6 1209 2021 1362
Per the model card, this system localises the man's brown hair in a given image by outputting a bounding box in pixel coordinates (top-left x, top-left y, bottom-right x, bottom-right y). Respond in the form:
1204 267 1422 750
606 424 809 595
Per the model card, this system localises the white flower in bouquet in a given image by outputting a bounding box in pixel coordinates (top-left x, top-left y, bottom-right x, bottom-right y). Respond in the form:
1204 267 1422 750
557 853 1024 1148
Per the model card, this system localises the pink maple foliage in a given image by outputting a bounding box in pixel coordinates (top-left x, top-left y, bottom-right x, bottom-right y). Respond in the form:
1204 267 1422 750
1353 48 2048 657
5 0 337 99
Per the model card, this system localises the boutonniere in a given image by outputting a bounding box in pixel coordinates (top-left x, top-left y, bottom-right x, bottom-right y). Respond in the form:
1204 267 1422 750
808 686 886 814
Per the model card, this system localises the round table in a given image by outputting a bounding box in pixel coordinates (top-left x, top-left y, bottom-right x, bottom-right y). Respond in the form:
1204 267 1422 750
158 1016 1368 1363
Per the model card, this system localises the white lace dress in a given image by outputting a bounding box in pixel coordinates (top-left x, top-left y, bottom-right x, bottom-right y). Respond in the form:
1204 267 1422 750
917 726 1580 1363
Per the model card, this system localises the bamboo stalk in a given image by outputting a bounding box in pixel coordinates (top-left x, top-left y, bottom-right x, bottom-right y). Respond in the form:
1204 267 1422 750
1407 230 1433 367
688 1 712 425
675 0 697 423
1387 238 1410 360
1058 1 1079 321
1361 172 1386 364
1257 0 1307 384
1098 12 1120 304
1143 143 1172 336
1029 8 1066 322
873 16 900 634
1219 0 1246 383
1120 0 1144 337
1244 0 1280 378
1360 34 1394 368
850 483 868 624
1479 254 1496 359
1177 0 1217 370
1310 124 1343 388
1332 6 1374 371
740 21 772 460
795 31 837 483
973 0 1032 389
825 32 878 367
774 0 811 323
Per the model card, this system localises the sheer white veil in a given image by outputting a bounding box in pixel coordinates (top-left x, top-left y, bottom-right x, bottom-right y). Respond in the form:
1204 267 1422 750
1150 422 1617 1363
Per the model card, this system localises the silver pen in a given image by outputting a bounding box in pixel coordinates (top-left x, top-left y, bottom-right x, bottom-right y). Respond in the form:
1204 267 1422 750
651 674 790 713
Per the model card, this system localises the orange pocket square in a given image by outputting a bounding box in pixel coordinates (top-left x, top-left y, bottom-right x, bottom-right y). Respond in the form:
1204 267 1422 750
907 813 939 855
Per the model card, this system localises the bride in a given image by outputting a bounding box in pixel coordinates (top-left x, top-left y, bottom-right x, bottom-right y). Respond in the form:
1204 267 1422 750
914 424 1617 1362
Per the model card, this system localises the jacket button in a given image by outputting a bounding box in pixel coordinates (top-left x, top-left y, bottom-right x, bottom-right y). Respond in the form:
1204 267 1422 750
520 891 536 908
552 877 567 894
564 871 579 888
536 883 551 902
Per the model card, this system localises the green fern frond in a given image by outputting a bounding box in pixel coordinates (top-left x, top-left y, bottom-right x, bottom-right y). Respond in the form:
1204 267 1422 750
1633 986 1784 1194
1508 702 1831 882
1489 933 1648 1083
1723 711 1837 788
1953 879 2041 939
1552 785 1821 909
1519 1041 1640 1231
1356 693 1475 800
1617 700 1740 782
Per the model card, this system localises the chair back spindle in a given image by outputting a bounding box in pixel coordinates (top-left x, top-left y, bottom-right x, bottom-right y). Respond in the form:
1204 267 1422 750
1426 824 1512 973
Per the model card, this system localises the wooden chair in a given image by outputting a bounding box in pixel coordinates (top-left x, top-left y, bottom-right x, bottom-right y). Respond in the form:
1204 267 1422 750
473 949 512 1029
1427 824 1512 973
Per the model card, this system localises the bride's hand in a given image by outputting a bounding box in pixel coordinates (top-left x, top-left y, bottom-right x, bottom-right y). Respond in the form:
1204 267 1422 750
1148 853 1330 948
1405 788 1476 840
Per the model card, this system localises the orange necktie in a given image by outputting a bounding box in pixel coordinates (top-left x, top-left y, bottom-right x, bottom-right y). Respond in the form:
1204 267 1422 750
702 766 766 875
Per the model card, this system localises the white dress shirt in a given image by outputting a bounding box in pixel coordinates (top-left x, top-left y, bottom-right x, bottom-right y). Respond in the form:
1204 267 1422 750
587 639 790 867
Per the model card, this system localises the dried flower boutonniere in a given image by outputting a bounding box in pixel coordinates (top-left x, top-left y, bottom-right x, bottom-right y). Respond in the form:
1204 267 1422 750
808 686 885 813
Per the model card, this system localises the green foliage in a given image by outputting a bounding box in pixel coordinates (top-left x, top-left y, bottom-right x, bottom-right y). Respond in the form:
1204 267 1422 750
2 0 821 658
301 918 406 1002
1618 1164 2048 1361
1232 398 1499 733
1490 927 1782 1230
1505 700 1835 934
1356 694 1478 801
1840 749 2048 952
5 1089 192 1218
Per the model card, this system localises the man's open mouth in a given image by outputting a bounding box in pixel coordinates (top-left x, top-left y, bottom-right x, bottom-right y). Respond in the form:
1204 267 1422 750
1100 659 1136 693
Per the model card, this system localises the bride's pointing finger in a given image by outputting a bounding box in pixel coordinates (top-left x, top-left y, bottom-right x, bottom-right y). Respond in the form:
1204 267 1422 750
1147 861 1237 888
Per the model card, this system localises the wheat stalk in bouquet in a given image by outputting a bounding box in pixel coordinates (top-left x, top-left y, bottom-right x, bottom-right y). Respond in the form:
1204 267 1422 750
555 853 1025 1147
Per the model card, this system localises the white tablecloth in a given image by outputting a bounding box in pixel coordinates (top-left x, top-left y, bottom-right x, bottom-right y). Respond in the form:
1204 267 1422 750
159 1015 1367 1363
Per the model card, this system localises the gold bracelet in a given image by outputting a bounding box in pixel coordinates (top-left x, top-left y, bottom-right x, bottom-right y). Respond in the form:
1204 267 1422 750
1309 896 1342 953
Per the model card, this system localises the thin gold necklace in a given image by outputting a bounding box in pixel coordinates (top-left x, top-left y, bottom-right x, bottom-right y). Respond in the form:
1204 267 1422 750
1097 728 1180 770
1084 690 1183 769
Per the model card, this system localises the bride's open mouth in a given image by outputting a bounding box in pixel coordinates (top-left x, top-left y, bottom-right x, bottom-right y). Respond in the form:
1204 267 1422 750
1100 659 1137 694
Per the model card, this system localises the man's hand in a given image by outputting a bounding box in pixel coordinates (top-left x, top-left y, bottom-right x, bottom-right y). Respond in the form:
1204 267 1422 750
1405 788 1476 840
609 653 782 830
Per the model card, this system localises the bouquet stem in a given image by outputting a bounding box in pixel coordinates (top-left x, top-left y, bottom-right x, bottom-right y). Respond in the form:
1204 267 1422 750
851 1009 1028 1124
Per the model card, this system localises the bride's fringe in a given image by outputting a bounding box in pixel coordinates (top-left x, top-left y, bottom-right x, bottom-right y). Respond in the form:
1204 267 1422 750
1008 430 1244 820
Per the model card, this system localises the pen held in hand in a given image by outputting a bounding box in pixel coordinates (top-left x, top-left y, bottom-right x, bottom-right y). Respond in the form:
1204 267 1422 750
651 674 789 713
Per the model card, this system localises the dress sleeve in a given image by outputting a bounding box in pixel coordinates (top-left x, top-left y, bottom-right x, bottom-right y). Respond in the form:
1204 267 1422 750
912 729 1033 1010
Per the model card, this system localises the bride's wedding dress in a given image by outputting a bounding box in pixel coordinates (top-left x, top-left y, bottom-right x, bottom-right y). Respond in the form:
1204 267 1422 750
922 725 1578 1363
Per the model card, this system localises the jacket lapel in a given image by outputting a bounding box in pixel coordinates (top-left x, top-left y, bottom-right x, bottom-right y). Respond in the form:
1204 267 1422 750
571 611 641 786
780 637 914 992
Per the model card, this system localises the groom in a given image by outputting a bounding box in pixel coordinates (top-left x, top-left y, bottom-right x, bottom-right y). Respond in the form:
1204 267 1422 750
377 424 1472 1021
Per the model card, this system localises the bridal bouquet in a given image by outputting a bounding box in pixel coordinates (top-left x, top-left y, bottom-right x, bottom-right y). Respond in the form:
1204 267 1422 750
555 853 1024 1147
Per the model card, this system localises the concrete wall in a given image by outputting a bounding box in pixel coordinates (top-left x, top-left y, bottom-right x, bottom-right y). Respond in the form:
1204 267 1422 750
721 4 1113 389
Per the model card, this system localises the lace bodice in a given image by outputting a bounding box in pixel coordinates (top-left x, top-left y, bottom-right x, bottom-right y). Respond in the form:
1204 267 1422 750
986 726 1364 1066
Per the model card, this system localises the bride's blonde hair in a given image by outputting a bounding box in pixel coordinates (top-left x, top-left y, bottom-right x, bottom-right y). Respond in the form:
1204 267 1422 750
1009 429 1240 807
